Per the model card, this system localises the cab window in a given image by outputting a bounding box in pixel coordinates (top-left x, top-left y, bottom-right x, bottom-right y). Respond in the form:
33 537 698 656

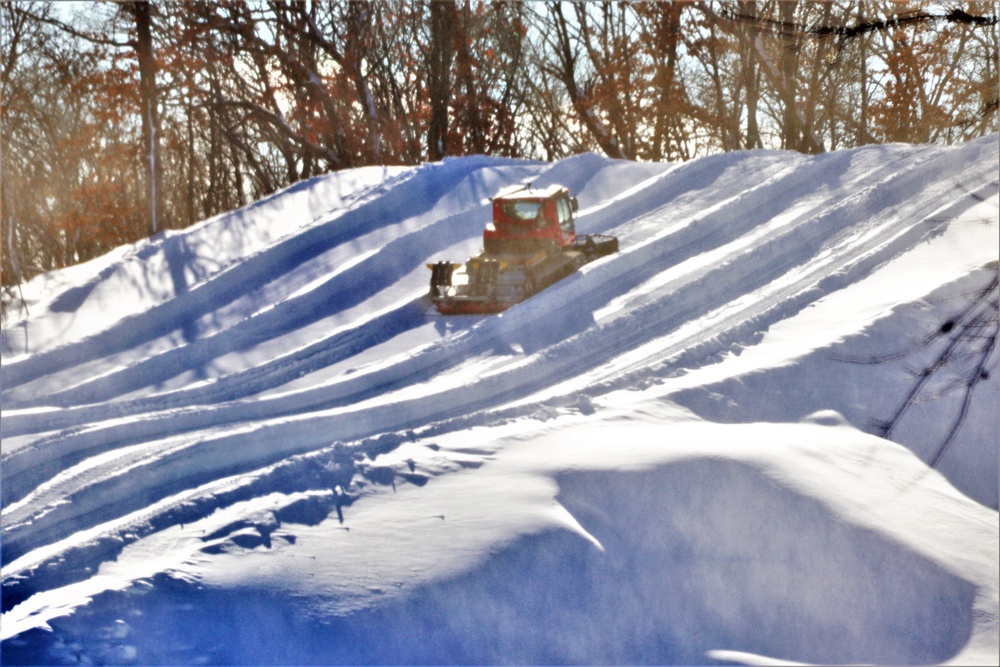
503 201 541 221
557 198 574 233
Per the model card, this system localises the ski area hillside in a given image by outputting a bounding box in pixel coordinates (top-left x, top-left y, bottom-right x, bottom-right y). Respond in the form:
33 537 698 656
2 139 998 665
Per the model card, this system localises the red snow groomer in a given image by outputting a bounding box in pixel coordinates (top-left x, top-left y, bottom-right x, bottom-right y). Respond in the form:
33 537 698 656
428 184 618 315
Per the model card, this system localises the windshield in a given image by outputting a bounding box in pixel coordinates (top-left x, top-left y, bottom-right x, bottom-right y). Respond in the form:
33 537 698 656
503 201 542 221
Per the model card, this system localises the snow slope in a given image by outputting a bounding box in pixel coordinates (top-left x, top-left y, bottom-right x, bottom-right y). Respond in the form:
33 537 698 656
2 139 998 665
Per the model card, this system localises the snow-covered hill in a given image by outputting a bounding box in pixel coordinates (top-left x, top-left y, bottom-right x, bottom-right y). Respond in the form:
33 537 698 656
2 139 998 665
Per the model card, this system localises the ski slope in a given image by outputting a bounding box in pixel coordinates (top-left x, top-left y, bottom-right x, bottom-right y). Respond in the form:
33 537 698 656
2 139 998 665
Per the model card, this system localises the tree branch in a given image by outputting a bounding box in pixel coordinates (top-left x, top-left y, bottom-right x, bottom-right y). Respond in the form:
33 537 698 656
13 4 135 49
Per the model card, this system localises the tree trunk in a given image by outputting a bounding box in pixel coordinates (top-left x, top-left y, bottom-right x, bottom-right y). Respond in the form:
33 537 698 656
128 1 163 235
456 0 485 155
739 0 763 149
428 1 457 161
651 1 683 160
778 0 800 151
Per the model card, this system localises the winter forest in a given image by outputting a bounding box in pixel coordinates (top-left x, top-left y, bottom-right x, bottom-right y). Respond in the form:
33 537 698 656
1 1 998 315
3 2 1000 664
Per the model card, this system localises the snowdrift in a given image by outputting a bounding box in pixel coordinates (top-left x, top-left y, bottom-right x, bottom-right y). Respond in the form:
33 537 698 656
2 139 998 666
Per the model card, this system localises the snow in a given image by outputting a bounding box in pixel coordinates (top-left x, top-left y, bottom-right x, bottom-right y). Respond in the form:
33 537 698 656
2 138 998 665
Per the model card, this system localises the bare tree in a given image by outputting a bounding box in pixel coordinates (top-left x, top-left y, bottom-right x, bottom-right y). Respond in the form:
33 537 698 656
125 1 164 234
3 0 997 285
427 0 458 160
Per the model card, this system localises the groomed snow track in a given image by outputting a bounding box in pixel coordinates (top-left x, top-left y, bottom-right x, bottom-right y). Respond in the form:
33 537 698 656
2 140 998 665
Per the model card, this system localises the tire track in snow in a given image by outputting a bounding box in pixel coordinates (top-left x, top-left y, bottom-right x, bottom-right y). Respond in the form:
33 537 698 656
8 204 481 411
1 150 822 503
1 142 982 500
0 148 819 428
5 146 992 544
0 154 758 438
2 157 632 409
0 298 433 436
2 141 996 585
572 181 1000 400
0 159 535 394
456 149 998 422
0 167 410 360
3 156 657 413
